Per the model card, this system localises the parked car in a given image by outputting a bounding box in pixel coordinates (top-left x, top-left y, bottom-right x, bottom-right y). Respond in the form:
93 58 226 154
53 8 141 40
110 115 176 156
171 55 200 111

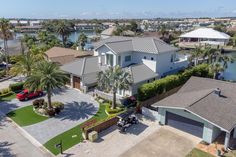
16 89 43 101
123 96 137 108
117 111 138 132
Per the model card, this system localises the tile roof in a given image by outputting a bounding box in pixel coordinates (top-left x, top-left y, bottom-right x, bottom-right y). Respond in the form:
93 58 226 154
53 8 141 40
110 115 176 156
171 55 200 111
94 36 178 54
152 76 236 132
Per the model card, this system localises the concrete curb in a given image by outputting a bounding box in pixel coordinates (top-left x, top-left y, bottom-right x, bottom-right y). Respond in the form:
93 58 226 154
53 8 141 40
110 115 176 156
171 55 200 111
10 117 55 157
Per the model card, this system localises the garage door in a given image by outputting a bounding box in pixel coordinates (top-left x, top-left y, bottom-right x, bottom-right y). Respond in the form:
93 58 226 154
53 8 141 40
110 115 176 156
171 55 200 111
166 112 204 138
73 76 80 89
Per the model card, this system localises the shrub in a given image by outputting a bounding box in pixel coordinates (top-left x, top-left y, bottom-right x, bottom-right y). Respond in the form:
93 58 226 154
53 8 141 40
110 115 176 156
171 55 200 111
0 70 6 78
138 64 212 101
46 109 56 117
9 82 24 92
33 99 45 108
104 103 124 114
0 88 10 95
52 102 64 110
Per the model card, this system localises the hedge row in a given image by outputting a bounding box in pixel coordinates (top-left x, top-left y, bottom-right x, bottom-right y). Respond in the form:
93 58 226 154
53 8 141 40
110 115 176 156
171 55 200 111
137 64 213 101
9 82 24 92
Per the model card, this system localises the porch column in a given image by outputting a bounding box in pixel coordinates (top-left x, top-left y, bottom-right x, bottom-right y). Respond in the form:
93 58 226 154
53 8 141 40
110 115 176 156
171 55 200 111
70 74 74 87
224 132 230 149
233 128 236 138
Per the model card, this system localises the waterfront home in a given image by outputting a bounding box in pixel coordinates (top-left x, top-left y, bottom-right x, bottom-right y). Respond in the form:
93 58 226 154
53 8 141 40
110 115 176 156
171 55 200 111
179 28 230 47
61 36 188 97
151 76 236 149
45 47 92 65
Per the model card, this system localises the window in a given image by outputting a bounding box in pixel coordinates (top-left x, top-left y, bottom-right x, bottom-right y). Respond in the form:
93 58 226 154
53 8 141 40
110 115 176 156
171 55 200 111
118 56 121 66
147 80 150 83
144 56 147 59
151 57 154 60
106 54 113 66
125 55 131 62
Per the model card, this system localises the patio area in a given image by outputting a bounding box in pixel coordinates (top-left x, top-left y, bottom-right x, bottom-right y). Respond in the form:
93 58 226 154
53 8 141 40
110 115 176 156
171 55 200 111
196 132 236 156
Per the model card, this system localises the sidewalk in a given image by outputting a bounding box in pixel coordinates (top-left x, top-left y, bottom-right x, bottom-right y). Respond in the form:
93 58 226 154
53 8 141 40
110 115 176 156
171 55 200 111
0 115 52 157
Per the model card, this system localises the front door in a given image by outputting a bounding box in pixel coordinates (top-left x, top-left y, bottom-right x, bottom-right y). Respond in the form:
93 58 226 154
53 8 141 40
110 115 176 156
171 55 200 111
73 76 80 89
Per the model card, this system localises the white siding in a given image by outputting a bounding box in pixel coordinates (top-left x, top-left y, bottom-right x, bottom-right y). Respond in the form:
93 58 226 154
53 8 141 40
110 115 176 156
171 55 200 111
156 51 175 76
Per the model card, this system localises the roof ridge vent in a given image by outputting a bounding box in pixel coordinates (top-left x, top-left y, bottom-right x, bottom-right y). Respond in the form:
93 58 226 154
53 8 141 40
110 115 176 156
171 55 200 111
214 88 221 97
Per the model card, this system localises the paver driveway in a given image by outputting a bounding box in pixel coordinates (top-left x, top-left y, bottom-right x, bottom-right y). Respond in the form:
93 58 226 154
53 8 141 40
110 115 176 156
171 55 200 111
0 87 99 144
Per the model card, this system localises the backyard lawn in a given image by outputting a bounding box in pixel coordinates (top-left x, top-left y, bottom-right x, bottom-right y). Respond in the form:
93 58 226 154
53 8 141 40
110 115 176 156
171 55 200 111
186 148 215 157
7 105 49 126
44 103 109 155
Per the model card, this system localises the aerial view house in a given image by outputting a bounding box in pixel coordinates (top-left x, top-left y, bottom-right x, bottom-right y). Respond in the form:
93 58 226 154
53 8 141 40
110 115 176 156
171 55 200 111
61 36 188 96
45 47 92 65
152 76 236 149
179 27 230 47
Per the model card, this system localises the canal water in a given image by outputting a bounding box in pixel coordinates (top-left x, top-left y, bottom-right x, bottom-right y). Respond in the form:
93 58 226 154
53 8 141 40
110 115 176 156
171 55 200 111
222 52 236 81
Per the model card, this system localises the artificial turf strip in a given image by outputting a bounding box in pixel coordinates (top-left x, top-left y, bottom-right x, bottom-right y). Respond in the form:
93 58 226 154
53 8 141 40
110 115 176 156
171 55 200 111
44 104 108 155
0 93 16 102
186 148 215 157
7 105 49 126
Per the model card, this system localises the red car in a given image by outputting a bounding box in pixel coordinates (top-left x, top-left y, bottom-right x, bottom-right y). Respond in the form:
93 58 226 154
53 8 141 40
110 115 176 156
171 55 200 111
16 89 43 101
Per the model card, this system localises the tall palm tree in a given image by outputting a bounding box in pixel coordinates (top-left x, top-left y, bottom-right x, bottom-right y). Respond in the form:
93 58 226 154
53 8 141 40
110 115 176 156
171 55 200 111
56 20 71 47
218 54 234 69
97 65 132 109
209 63 224 79
78 33 87 50
0 18 13 72
24 61 69 109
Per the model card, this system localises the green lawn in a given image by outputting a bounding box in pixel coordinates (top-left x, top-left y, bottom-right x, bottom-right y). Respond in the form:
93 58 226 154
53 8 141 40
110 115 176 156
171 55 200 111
0 92 16 102
7 105 49 126
186 148 215 157
44 104 108 155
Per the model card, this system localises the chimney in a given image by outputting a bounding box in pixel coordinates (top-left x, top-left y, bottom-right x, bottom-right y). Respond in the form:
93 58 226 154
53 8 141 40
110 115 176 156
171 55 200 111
214 88 221 97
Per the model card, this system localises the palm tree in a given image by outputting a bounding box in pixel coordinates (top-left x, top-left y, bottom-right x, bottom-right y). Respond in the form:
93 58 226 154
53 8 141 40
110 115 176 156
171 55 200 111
78 33 87 50
0 18 13 73
189 45 204 66
24 61 69 109
218 54 234 69
209 63 224 79
97 65 132 109
56 20 71 47
10 52 34 77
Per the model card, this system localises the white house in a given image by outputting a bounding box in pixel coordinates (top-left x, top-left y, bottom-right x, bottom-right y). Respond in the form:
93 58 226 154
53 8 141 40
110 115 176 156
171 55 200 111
61 36 189 97
179 28 230 46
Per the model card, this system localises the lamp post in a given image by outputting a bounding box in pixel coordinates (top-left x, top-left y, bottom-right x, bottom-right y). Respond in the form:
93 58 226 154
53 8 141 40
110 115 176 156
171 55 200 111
55 140 63 154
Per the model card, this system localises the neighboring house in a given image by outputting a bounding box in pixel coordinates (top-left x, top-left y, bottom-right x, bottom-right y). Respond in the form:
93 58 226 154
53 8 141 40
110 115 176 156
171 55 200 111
61 36 188 97
151 76 236 149
45 47 92 65
179 28 230 47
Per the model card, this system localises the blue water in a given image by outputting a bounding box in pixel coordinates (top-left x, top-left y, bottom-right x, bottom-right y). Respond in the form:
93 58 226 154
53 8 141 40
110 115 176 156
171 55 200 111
222 52 236 81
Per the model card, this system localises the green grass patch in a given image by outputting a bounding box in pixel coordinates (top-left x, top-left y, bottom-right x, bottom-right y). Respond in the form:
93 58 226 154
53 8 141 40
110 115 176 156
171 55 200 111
7 105 49 126
0 92 16 102
186 148 215 157
44 103 109 155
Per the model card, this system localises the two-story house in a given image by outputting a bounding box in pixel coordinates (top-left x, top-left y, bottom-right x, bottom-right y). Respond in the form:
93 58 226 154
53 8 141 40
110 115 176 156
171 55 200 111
61 36 188 97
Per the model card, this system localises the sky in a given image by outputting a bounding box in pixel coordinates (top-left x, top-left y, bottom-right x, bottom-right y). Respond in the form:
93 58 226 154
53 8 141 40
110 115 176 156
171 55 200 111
1 0 236 19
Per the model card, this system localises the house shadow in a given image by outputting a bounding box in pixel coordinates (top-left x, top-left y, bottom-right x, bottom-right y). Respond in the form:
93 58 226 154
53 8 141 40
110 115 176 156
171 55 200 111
95 126 118 143
58 101 98 121
0 141 16 157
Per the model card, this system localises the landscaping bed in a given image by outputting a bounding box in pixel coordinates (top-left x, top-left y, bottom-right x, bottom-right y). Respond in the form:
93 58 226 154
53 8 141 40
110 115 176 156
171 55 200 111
7 105 49 126
44 103 109 155
186 148 215 157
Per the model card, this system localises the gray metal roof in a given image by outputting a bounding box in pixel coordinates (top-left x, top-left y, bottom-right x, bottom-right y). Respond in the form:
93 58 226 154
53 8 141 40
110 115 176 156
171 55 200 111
152 76 236 132
94 36 178 54
61 56 101 77
129 64 158 84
